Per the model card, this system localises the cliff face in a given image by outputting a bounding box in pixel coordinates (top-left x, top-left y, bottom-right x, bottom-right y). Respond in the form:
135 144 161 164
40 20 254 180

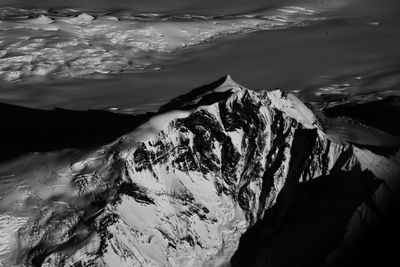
0 76 392 267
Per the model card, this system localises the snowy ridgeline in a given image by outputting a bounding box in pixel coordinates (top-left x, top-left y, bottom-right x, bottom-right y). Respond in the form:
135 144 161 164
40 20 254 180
0 76 396 266
0 6 322 82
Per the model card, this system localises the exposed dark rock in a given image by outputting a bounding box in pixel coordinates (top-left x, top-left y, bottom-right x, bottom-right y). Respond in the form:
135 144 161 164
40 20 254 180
118 182 155 205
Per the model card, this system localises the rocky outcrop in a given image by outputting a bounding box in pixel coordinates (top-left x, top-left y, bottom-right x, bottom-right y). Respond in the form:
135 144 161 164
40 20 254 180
0 76 395 267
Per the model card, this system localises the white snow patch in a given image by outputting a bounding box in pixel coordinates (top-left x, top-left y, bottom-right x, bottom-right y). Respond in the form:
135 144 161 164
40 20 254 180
120 110 190 150
266 90 317 128
0 214 29 263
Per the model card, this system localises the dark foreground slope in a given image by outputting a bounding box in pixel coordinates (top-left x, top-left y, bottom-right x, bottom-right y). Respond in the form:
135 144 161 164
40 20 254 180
0 103 153 163
0 76 399 267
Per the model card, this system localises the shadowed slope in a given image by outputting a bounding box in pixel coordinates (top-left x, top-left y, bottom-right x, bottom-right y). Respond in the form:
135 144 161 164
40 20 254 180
0 103 153 163
325 96 400 136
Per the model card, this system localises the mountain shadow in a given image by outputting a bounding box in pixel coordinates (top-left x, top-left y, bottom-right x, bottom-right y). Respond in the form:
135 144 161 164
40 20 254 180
0 102 153 163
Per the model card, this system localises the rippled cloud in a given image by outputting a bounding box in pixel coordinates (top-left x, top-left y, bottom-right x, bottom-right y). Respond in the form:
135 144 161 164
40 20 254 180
0 6 323 82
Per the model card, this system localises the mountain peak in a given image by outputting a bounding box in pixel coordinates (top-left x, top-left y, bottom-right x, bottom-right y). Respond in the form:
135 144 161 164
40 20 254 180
158 75 319 129
214 74 242 92
158 75 243 113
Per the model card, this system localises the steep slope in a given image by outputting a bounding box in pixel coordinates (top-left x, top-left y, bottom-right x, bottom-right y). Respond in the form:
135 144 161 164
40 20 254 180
0 76 392 267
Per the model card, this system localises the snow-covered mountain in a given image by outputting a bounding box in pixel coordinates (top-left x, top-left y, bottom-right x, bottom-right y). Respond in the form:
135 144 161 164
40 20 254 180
0 76 397 266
